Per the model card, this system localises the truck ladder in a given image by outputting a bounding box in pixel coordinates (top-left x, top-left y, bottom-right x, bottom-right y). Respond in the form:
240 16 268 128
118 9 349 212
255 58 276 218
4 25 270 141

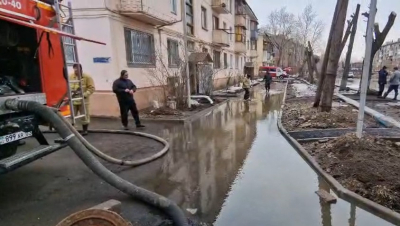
54 0 87 125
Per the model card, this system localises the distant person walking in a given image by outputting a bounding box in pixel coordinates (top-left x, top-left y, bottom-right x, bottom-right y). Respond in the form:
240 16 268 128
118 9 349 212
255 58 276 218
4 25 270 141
242 74 251 100
383 67 400 100
378 66 388 97
264 71 272 92
112 70 145 130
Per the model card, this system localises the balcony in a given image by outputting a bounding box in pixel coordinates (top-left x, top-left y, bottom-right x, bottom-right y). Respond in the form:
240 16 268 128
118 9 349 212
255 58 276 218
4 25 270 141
119 0 175 26
212 0 230 14
235 42 246 53
235 15 247 28
213 30 230 47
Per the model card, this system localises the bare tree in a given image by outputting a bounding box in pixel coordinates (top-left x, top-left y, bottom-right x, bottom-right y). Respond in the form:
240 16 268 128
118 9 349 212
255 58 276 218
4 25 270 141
360 11 397 90
263 7 296 67
297 4 325 48
320 0 350 112
340 4 361 91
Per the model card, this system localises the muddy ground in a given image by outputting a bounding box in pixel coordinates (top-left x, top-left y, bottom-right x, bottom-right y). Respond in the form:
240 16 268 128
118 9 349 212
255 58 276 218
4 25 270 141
282 97 380 132
304 133 400 213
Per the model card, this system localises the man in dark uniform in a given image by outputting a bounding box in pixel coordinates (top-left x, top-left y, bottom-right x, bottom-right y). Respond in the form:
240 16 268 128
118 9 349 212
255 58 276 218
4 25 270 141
264 71 272 92
378 66 388 97
112 70 145 130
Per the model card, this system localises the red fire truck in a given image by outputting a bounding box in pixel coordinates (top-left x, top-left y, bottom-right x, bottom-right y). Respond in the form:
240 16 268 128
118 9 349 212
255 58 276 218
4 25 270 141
0 0 104 173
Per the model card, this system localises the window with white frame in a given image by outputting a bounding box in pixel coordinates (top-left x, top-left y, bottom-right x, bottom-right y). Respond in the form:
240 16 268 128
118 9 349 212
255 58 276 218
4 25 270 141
124 28 155 67
235 55 239 69
224 53 228 69
201 7 207 30
167 39 180 67
213 50 221 69
170 0 177 14
186 0 194 35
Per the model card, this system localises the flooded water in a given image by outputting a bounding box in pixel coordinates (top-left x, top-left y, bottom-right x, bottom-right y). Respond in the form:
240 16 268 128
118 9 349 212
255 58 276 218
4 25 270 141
149 85 395 225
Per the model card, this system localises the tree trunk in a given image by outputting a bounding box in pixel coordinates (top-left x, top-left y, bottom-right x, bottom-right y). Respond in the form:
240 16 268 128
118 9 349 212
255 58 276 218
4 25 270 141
313 1 340 107
340 4 360 91
320 0 349 112
307 50 315 84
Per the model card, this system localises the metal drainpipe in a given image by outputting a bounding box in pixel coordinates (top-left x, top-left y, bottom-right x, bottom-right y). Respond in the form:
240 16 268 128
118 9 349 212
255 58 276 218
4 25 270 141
181 0 191 108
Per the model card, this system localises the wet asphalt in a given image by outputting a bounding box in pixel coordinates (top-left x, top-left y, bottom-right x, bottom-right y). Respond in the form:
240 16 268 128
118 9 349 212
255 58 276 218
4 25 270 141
0 83 397 226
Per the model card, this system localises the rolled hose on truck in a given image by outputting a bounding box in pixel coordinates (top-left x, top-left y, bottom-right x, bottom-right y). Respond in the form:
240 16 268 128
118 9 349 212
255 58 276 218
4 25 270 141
4 99 188 226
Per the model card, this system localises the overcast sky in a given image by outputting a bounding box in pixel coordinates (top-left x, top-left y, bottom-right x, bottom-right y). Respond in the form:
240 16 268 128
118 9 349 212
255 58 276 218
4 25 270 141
248 0 400 62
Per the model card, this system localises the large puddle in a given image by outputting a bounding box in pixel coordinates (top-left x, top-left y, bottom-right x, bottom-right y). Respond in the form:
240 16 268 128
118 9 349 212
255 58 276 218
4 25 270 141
150 85 395 225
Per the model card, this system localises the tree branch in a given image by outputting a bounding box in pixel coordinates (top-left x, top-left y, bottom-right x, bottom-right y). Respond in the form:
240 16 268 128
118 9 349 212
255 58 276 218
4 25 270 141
340 20 353 53
373 12 397 53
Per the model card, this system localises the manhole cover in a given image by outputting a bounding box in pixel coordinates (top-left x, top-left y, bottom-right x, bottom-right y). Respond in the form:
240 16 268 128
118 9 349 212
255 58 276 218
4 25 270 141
56 209 132 226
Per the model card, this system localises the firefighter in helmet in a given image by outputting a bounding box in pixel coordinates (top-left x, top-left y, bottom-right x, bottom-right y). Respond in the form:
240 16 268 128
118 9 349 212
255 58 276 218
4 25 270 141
69 63 95 136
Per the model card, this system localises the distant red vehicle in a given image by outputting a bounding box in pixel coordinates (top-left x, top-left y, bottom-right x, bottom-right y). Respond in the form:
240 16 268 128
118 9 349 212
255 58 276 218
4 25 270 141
259 66 289 79
284 67 293 74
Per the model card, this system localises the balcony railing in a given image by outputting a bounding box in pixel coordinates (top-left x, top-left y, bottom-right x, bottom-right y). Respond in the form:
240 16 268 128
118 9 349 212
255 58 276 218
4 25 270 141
213 30 230 47
211 0 230 14
250 50 258 57
119 0 175 25
235 37 246 53
235 15 247 28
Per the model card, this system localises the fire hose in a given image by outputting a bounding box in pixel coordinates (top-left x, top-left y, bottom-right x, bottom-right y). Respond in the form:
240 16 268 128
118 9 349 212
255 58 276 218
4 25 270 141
4 99 188 226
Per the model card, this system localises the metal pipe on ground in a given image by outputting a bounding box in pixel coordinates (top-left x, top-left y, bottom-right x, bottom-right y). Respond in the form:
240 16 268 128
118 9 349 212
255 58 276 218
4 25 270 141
4 99 189 226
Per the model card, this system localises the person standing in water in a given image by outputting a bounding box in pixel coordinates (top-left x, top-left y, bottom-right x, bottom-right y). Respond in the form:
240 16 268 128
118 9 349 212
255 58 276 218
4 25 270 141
242 74 251 100
264 70 272 93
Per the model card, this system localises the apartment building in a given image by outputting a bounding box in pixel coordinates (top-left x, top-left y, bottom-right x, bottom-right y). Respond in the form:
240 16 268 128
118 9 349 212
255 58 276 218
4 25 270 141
373 39 400 71
68 0 258 117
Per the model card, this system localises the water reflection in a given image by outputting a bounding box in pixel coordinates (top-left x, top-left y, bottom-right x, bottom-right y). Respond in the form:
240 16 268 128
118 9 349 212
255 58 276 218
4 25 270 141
140 85 394 226
139 90 283 223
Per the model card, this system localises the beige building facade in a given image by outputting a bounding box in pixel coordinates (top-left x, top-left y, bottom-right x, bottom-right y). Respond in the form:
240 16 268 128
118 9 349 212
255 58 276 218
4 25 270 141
69 0 258 117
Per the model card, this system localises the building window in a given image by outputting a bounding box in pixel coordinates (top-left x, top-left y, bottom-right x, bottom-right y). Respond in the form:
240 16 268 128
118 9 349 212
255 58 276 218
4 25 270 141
247 40 249 50
186 0 194 35
213 16 219 30
235 27 245 42
223 22 227 30
201 7 207 30
168 39 180 67
229 27 233 41
124 28 155 67
251 40 257 50
224 53 228 69
235 55 239 69
187 41 195 52
171 0 177 14
213 50 221 69
230 54 233 69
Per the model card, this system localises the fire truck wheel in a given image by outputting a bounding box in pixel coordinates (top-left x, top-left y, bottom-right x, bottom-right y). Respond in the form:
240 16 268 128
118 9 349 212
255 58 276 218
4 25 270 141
55 209 133 226
0 143 17 159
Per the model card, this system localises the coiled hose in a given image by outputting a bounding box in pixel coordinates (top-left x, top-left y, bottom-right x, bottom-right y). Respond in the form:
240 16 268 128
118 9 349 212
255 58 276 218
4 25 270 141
5 99 188 226
54 115 170 167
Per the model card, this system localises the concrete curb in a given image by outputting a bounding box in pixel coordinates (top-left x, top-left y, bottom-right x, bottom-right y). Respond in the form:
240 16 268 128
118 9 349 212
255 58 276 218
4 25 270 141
277 83 400 225
336 94 400 128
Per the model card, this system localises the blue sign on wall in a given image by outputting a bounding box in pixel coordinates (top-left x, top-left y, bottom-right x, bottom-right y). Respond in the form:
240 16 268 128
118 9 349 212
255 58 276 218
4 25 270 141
93 57 111 63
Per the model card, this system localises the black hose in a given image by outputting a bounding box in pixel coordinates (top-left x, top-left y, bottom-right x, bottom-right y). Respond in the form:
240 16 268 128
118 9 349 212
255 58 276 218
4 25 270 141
5 99 188 226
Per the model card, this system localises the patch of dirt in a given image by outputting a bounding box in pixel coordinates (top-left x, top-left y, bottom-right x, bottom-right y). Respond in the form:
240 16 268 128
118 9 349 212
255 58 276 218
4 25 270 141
304 133 400 212
141 99 226 120
282 99 380 131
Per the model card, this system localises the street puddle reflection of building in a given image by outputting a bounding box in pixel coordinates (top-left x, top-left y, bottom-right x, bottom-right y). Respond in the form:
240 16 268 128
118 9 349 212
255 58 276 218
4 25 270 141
142 86 395 226
144 91 283 223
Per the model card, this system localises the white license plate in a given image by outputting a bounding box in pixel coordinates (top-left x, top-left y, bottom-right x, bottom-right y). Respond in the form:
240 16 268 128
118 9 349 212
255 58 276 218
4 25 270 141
0 131 33 145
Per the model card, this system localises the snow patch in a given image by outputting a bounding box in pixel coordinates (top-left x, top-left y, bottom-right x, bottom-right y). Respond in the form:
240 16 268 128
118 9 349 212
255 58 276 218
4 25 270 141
292 83 316 97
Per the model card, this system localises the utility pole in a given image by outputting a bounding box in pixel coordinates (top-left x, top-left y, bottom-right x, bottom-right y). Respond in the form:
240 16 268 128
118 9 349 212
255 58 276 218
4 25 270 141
357 0 377 138
181 0 191 108
340 4 361 91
